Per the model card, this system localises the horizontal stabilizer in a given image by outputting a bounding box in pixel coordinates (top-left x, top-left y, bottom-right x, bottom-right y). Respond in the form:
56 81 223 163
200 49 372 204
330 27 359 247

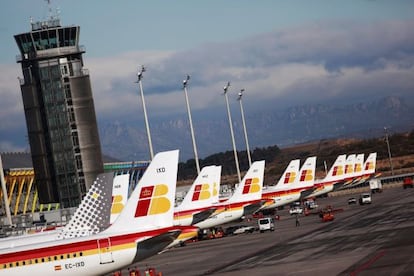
242 200 266 216
299 187 316 200
332 181 345 191
133 230 181 262
191 208 217 225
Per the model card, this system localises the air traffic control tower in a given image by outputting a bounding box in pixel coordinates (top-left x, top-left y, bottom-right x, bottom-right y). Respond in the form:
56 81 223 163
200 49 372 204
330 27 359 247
14 13 104 208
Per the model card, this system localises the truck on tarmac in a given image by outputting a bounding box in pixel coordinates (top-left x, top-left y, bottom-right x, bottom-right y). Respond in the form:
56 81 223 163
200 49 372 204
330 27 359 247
369 178 382 193
403 177 413 189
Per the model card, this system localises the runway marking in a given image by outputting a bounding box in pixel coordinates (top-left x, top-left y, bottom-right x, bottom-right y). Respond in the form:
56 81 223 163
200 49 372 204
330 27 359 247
350 250 386 276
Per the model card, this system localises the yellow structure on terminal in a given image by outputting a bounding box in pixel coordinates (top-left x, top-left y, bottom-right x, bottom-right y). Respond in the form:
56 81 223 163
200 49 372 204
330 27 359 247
1 169 59 216
0 153 148 220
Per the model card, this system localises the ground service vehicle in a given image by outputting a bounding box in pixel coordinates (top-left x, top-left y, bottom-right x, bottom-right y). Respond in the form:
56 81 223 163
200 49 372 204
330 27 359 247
403 177 413 189
232 225 255 235
348 197 357 205
258 217 275 233
359 193 372 205
369 178 382 193
289 206 304 215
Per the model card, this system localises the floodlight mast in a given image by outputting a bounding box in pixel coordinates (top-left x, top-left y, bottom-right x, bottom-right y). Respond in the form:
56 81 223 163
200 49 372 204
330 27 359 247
238 89 252 167
223 82 241 184
183 75 200 174
136 66 154 160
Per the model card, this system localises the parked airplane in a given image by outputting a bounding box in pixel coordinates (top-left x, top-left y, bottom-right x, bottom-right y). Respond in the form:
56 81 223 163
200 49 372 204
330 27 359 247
342 154 357 186
166 166 221 248
173 165 221 226
0 172 130 249
305 154 347 198
0 150 193 276
260 156 316 210
341 152 378 188
194 160 265 230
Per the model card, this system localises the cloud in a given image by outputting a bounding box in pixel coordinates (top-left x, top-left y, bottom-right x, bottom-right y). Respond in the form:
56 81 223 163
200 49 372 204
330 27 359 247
89 19 414 119
0 63 25 131
1 19 414 152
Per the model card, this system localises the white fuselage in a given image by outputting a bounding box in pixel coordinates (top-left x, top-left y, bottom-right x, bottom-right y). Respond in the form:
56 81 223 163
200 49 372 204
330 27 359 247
194 205 244 229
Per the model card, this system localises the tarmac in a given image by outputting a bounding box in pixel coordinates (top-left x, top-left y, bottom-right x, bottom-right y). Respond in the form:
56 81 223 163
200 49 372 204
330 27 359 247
124 185 414 275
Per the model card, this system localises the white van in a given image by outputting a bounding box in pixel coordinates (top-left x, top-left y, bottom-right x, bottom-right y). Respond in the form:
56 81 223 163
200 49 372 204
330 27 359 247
258 217 275 233
359 193 372 205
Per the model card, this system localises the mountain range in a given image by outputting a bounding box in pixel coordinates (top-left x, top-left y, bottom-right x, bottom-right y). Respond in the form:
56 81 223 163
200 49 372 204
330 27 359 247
99 95 414 162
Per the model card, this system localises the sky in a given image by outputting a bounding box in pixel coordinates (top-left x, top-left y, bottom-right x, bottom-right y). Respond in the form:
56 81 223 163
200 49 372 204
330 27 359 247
1 0 414 153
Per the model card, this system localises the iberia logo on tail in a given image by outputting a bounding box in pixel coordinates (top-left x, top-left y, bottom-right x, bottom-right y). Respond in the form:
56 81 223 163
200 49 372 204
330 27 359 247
345 164 354 174
242 178 260 194
283 172 296 184
192 184 211 201
365 162 375 171
135 184 171 217
332 165 344 176
111 195 125 215
300 169 313 181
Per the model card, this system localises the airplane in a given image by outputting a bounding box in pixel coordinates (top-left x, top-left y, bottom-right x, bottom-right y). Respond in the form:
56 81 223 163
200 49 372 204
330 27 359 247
304 154 347 199
339 153 365 188
260 156 316 210
166 165 221 248
342 154 357 186
194 160 266 230
258 159 300 209
340 152 378 189
173 165 221 226
0 150 196 276
0 172 130 249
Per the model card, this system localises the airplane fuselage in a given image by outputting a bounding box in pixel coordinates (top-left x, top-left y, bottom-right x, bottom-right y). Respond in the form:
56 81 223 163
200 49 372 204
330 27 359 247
261 185 313 210
0 227 181 276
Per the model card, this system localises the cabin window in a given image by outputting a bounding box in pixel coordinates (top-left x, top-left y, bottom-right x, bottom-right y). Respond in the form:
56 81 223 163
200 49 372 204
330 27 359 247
60 255 64 259
67 254 70 258
15 262 19 267
80 252 83 256
41 258 45 263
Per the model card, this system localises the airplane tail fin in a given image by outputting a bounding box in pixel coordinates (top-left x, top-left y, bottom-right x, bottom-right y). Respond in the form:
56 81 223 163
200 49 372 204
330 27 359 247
344 154 356 176
353 154 365 178
106 150 179 233
58 172 114 239
292 156 316 189
226 160 265 203
176 165 221 211
364 152 377 175
321 154 346 182
274 159 300 187
110 174 130 224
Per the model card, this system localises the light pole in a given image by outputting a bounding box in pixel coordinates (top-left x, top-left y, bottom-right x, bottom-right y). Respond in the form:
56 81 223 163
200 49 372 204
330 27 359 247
136 66 154 160
223 82 241 184
384 127 394 175
238 89 252 167
183 75 200 174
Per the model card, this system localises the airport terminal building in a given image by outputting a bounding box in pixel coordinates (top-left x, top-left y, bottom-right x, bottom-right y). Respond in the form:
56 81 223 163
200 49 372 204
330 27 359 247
14 15 103 208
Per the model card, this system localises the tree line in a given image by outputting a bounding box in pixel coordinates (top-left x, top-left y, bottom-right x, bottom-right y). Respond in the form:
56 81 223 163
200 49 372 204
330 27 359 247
178 130 414 182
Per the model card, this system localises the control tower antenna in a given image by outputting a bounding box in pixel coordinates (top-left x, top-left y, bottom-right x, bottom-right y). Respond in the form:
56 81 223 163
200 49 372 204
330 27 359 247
46 0 52 18
44 0 60 20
